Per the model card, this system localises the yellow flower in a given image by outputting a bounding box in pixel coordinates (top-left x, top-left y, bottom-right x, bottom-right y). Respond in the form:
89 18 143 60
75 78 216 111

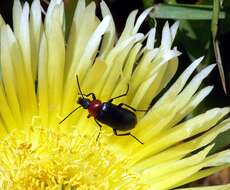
0 0 229 189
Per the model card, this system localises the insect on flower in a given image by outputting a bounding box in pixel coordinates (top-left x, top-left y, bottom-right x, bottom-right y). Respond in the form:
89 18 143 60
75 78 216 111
59 75 146 144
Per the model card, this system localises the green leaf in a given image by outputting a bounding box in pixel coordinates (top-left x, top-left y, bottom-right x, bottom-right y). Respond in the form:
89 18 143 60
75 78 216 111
210 129 230 154
151 4 226 20
176 20 211 61
211 0 227 94
143 0 154 9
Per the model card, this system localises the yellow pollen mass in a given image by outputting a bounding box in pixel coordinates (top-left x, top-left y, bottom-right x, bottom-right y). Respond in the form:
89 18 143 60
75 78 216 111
0 127 149 190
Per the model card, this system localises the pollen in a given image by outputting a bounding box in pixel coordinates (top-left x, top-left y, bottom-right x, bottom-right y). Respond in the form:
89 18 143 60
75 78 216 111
0 127 149 190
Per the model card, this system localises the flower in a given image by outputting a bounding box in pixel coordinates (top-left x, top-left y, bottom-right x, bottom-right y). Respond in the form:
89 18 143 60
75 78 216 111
0 0 229 189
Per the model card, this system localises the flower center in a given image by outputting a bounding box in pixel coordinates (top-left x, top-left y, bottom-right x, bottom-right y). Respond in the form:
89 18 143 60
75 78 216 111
0 127 149 190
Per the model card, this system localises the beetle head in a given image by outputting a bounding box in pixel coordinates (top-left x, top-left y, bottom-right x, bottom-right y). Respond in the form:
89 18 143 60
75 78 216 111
77 97 90 109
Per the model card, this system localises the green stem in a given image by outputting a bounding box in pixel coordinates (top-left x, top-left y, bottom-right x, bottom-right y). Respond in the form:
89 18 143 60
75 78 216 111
211 0 227 94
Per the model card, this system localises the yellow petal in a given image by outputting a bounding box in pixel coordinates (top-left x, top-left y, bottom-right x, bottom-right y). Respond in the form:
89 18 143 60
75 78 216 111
176 184 230 190
13 0 37 117
38 34 49 127
133 119 230 172
45 3 65 126
141 144 214 180
0 25 23 126
30 0 42 80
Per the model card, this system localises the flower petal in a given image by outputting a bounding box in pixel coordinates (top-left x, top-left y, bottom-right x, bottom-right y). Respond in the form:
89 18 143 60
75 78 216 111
30 0 42 80
13 0 37 116
0 15 5 27
141 144 214 180
117 10 138 43
133 118 230 174
99 1 116 58
176 165 230 188
133 7 153 34
176 184 230 190
146 28 156 49
38 34 49 127
0 25 23 126
45 3 65 126
130 107 229 164
157 56 204 106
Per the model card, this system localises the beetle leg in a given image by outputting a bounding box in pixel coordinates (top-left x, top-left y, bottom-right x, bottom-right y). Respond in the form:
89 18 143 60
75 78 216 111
113 129 144 144
118 103 147 112
95 119 102 141
108 85 129 103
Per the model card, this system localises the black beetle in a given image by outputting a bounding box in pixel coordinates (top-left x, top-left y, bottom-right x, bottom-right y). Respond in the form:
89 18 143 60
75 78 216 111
59 75 145 144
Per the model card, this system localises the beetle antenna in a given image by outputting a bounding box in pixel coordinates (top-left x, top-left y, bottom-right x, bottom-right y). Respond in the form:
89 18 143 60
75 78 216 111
76 75 84 98
59 106 82 124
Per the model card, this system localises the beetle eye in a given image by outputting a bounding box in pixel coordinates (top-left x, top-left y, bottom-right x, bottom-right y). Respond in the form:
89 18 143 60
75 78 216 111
77 97 82 104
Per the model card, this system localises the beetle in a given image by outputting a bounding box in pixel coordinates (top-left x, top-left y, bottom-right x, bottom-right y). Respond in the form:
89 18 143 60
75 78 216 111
59 75 145 144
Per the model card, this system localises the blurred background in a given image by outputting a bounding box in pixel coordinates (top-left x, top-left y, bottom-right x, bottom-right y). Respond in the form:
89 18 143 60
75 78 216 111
0 0 230 187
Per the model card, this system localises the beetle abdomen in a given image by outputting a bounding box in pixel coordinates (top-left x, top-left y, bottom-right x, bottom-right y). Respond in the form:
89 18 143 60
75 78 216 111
96 103 137 131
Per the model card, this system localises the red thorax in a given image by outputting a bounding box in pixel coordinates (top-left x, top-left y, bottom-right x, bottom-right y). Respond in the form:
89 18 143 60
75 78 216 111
88 99 102 117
